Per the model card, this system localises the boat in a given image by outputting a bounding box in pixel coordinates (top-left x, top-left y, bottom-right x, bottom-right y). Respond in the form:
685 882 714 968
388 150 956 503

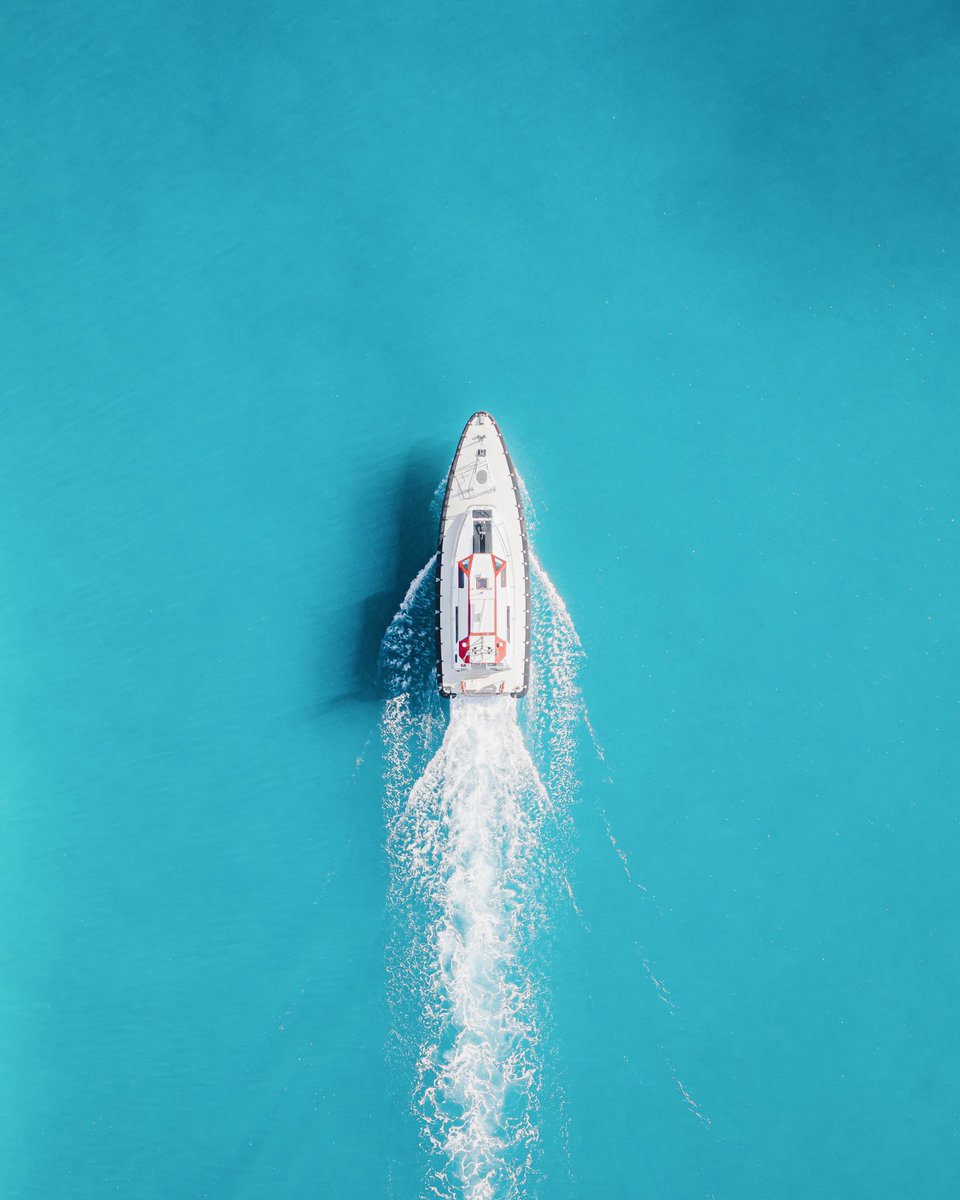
436 411 530 697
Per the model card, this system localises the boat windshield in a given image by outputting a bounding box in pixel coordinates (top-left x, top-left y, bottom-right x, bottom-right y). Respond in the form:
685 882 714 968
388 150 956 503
472 519 492 553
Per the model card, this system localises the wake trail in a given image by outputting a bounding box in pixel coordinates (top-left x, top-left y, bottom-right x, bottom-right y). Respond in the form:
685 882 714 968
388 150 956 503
390 698 552 1200
379 540 709 1196
379 548 580 1199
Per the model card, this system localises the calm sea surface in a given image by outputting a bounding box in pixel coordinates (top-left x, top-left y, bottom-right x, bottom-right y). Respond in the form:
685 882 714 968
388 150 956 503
1 2 957 1197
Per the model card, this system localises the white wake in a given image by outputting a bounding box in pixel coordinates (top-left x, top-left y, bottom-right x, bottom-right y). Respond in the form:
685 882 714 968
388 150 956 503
380 550 582 1200
394 699 549 1199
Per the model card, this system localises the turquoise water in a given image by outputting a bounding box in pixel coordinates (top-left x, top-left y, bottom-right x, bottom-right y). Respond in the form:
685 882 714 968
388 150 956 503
1 1 958 1196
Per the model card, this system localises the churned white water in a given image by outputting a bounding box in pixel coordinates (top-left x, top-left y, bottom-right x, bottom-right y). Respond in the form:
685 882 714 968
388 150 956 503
380 550 585 1200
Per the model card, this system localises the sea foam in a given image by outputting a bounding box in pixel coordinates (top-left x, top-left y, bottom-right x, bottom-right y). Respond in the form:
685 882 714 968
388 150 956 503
380 546 585 1199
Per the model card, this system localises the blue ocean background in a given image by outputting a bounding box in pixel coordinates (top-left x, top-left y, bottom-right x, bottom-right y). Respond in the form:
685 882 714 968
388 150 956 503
1 2 958 1196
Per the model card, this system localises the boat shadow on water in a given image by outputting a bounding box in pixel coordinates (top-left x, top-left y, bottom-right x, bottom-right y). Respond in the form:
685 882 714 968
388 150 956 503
317 443 443 713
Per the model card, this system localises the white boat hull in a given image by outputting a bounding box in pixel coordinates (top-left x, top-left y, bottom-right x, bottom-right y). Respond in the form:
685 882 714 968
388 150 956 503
436 412 530 697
